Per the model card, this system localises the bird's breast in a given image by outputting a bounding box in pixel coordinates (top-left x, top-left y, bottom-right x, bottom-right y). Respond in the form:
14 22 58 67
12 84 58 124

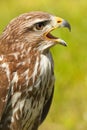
40 52 54 78
21 52 55 130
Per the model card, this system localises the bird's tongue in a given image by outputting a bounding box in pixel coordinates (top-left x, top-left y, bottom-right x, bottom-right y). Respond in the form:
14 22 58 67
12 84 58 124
46 33 58 39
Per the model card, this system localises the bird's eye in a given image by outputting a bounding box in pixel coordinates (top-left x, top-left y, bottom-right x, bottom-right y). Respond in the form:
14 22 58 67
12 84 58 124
35 23 45 30
34 21 49 31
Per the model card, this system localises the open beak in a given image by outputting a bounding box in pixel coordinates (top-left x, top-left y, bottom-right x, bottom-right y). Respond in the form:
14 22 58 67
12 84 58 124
45 16 71 46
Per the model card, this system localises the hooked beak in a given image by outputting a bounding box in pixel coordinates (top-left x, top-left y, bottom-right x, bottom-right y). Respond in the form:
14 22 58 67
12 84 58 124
45 16 71 46
55 17 71 31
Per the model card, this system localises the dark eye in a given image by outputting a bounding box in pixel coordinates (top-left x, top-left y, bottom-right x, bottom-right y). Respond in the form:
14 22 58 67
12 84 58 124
35 22 45 30
34 21 49 30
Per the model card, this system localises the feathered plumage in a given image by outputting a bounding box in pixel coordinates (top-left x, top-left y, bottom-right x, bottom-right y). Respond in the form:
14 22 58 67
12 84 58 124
0 11 71 130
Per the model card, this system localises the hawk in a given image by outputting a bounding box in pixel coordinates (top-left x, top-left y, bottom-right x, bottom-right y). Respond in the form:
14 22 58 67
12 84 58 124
0 11 71 130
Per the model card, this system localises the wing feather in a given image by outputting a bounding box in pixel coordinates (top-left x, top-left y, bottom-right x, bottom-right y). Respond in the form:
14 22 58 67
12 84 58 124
40 86 54 124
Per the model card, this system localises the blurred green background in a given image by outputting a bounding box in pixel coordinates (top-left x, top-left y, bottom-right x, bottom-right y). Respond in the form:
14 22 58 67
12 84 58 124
0 0 87 130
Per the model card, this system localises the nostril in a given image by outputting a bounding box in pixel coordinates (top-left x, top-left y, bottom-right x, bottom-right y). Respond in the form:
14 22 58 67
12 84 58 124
57 20 61 23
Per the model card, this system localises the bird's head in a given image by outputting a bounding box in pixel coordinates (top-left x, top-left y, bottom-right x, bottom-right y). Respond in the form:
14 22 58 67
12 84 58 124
2 11 71 53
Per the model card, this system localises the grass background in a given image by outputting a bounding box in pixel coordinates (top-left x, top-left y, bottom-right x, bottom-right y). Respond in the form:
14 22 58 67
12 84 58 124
0 0 87 130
